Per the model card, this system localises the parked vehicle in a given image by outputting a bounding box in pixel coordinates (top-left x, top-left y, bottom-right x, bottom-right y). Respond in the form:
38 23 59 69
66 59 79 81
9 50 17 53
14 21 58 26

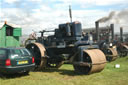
26 21 106 74
0 47 35 74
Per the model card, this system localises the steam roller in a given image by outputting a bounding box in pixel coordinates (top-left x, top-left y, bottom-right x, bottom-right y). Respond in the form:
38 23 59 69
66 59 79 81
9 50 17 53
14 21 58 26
117 27 128 57
26 43 106 74
98 41 118 62
121 45 128 57
106 48 118 61
117 44 128 57
26 21 107 74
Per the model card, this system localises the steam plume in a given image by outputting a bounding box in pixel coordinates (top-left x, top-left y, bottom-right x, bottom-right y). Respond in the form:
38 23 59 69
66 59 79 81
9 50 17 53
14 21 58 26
97 9 128 26
97 11 116 23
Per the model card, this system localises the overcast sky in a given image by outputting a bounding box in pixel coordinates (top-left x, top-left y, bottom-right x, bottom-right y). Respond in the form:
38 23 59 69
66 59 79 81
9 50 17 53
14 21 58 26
0 0 128 35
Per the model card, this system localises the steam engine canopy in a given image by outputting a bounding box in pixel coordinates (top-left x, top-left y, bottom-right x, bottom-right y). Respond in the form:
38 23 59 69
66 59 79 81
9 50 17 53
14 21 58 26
57 22 82 41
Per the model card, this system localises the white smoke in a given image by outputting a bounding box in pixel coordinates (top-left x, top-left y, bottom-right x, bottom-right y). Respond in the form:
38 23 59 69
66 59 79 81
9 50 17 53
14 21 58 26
97 9 128 27
97 11 116 23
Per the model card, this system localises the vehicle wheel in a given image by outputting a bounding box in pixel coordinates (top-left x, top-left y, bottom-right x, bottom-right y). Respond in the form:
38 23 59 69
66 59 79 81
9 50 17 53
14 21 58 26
120 51 127 57
26 43 47 70
73 49 106 74
46 60 64 69
106 48 118 62
45 50 64 69
23 71 29 75
73 52 91 74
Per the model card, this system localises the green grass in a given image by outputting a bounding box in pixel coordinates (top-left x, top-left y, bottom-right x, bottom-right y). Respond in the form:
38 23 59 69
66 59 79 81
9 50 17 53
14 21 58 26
1 57 128 85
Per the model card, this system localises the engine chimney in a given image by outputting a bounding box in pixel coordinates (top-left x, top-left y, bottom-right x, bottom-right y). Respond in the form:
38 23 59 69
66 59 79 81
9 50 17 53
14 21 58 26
110 24 114 41
95 21 99 42
120 27 123 42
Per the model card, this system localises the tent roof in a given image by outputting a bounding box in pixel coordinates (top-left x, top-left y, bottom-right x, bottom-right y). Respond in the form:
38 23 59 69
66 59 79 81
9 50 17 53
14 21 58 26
0 21 21 29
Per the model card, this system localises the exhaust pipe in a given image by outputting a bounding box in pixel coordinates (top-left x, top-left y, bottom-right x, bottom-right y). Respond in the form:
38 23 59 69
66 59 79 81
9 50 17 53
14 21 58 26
110 24 114 41
95 21 99 42
120 27 123 42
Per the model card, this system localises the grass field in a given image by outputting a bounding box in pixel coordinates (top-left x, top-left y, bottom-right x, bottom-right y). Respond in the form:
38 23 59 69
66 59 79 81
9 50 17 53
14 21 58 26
0 57 128 85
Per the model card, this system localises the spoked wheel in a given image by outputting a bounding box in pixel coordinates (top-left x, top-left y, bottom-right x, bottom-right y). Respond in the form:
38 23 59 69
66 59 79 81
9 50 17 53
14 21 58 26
120 51 127 57
26 43 47 70
46 60 64 69
120 45 128 57
45 53 64 69
106 48 118 62
73 49 106 74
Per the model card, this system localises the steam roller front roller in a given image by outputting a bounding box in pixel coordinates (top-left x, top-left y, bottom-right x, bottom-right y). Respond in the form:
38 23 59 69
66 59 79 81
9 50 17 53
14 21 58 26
73 49 106 74
106 48 118 62
26 43 64 70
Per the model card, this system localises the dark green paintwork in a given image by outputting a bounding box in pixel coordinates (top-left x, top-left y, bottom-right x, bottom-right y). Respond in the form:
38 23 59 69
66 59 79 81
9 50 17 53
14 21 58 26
0 23 22 47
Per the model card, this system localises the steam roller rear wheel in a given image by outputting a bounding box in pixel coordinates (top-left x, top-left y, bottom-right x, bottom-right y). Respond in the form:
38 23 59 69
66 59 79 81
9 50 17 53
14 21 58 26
73 49 106 74
26 43 64 70
26 43 47 70
106 48 118 61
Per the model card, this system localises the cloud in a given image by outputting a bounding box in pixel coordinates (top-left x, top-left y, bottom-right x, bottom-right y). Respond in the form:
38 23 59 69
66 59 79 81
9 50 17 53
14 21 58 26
1 0 128 35
28 0 42 2
95 0 128 6
51 0 128 8
4 0 19 4
1 6 109 34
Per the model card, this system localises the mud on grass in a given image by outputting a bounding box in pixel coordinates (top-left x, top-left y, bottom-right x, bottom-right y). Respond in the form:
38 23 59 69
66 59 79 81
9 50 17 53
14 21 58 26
0 57 128 85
